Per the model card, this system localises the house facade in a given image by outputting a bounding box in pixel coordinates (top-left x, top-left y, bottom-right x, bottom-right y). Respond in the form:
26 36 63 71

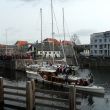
0 44 16 55
90 31 110 56
27 38 77 59
37 42 61 58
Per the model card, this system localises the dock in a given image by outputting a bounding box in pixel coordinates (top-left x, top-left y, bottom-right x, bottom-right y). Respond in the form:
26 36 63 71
0 77 81 110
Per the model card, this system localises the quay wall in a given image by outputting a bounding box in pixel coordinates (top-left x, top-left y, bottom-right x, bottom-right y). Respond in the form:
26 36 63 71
79 57 110 68
15 59 34 71
1 56 110 70
0 59 34 71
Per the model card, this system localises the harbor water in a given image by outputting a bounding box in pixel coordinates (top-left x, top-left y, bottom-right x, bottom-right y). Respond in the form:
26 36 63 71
0 68 110 110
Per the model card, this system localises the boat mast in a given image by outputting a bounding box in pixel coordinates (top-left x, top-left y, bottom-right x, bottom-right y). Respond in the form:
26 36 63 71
63 8 65 42
40 8 43 66
62 8 67 65
72 34 79 66
51 0 54 64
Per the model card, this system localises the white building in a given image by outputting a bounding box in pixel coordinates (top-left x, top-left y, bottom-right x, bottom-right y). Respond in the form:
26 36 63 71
37 42 61 58
38 50 61 58
90 31 110 56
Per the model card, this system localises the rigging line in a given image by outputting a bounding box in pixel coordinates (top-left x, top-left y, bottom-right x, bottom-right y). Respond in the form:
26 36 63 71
40 8 43 67
51 0 54 108
62 8 67 65
64 18 79 66
51 0 54 64
53 8 67 64
53 7 60 35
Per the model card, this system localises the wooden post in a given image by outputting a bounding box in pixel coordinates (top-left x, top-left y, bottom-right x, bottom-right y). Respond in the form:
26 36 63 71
69 84 76 110
0 77 4 110
73 84 76 110
31 80 36 109
26 81 33 110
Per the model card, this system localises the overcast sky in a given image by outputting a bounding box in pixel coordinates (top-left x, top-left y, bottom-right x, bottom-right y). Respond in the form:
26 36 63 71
0 0 110 45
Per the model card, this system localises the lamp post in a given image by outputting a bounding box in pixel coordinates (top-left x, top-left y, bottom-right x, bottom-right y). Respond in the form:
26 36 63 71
5 29 8 55
5 28 18 55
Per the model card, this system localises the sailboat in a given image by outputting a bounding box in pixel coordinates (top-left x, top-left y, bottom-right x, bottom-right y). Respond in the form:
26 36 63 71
26 6 56 77
38 4 104 94
26 1 105 95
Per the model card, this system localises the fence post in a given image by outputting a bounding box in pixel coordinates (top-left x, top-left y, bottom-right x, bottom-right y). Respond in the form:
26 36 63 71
26 81 33 110
31 80 36 109
69 84 76 110
0 77 4 110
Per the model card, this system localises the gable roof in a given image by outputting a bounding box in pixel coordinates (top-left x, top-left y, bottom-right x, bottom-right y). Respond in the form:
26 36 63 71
43 38 60 45
15 41 28 46
61 40 72 45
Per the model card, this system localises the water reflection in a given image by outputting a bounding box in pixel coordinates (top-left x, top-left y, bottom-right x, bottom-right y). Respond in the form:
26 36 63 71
79 69 110 110
0 69 26 81
88 95 94 105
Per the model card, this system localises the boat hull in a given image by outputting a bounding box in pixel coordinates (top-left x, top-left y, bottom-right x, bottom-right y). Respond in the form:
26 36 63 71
75 85 105 94
26 70 43 80
26 70 105 94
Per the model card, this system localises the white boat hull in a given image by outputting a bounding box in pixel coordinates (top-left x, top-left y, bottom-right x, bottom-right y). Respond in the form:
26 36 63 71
26 70 43 80
75 85 105 94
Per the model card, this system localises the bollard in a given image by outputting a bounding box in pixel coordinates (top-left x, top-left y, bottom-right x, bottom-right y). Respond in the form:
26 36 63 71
31 80 36 110
26 81 33 110
69 84 76 110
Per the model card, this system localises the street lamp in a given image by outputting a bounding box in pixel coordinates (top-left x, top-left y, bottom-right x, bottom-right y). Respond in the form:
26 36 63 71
5 27 18 55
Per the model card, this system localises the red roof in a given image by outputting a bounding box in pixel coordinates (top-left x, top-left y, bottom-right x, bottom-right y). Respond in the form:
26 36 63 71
15 41 28 46
0 44 5 48
43 38 73 45
61 40 72 45
43 38 60 45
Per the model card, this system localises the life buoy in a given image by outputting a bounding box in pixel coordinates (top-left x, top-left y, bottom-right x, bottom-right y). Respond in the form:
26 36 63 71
43 75 47 80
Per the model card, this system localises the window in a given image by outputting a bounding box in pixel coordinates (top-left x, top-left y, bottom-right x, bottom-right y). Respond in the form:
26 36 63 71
94 50 97 54
94 45 97 48
99 39 102 42
99 50 102 54
104 44 107 48
94 39 97 43
40 52 42 54
104 50 107 55
104 38 107 42
45 52 47 54
99 45 103 49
